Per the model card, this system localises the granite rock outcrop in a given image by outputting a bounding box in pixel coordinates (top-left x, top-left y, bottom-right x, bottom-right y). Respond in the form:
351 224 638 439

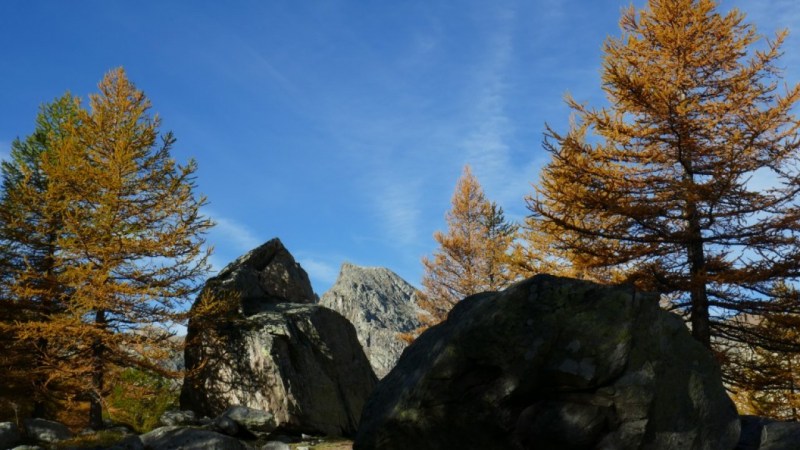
320 263 427 378
354 275 741 450
180 239 376 437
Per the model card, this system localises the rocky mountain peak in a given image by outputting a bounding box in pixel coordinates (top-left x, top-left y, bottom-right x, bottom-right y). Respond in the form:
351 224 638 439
320 263 426 378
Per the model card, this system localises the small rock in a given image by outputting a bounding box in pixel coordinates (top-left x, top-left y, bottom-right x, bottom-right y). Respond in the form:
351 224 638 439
160 409 197 427
213 415 240 436
23 418 72 443
198 416 213 426
11 446 43 450
0 422 22 449
107 425 136 435
261 441 291 450
221 405 276 435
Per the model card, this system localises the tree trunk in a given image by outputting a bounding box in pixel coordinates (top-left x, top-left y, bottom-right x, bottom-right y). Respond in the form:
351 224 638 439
679 138 712 349
686 204 711 348
89 309 106 430
789 356 797 420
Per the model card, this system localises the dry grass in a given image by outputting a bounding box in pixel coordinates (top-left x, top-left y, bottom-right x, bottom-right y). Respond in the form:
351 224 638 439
52 429 129 448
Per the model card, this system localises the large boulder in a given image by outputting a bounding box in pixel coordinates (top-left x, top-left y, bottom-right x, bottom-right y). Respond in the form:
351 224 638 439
758 422 800 450
737 415 800 450
354 275 740 450
320 263 427 378
181 239 377 437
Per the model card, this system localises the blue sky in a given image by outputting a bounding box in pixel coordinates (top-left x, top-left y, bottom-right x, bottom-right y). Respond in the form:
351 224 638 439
1 0 798 295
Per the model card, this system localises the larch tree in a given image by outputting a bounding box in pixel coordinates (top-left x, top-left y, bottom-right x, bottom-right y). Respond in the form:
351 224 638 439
728 313 800 419
726 283 800 419
4 68 213 428
528 0 800 384
421 165 517 322
509 225 585 281
0 94 82 419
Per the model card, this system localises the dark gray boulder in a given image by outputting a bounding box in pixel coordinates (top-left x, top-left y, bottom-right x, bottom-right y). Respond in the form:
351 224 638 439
181 239 377 437
759 421 800 450
212 415 240 437
219 405 276 436
23 418 72 444
320 263 427 378
139 426 246 450
0 422 22 449
354 275 740 450
737 415 800 450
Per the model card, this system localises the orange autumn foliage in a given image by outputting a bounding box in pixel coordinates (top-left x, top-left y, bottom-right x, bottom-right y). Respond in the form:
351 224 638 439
420 166 516 325
0 69 213 428
528 0 800 394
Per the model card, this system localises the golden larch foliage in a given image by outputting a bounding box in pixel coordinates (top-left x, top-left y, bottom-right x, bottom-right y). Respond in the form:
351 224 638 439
528 0 800 396
420 165 517 324
0 68 213 428
0 94 83 420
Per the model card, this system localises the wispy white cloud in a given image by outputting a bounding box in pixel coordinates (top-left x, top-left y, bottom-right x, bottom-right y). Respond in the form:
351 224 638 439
459 4 536 216
296 257 339 287
535 0 565 23
293 250 349 294
203 210 263 271
371 181 423 247
211 36 301 102
397 23 442 71
211 214 262 251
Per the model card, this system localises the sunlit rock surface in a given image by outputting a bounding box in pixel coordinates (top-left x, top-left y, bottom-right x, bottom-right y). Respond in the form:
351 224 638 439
320 263 427 379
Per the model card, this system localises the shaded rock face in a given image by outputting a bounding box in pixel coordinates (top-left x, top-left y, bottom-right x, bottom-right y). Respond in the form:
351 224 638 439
354 275 740 450
181 239 377 437
320 263 426 379
139 426 246 450
738 415 800 450
0 422 22 449
23 418 72 443
208 238 317 315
